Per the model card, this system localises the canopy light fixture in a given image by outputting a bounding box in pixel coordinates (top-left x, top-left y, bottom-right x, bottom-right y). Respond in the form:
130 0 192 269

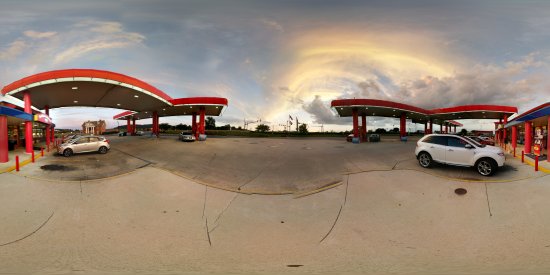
134 95 139 98
72 86 78 90
117 103 121 106
73 100 78 103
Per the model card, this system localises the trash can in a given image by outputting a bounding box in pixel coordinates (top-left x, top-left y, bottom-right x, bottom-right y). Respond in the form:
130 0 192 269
198 134 207 141
352 137 360 144
8 140 16 151
400 136 408 142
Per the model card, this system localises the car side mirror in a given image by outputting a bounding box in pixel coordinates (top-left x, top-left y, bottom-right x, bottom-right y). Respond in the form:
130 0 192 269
465 144 473 149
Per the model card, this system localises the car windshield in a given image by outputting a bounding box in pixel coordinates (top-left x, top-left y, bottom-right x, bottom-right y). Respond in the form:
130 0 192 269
463 136 485 147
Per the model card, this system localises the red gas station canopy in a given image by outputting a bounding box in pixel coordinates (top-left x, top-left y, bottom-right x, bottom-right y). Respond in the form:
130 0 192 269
331 99 517 124
1 69 229 120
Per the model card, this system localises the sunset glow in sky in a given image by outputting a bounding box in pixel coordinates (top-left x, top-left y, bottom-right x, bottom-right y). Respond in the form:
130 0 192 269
1 0 549 131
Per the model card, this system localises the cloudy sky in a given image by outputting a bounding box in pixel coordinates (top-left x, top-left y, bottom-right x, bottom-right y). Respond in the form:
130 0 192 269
0 0 549 131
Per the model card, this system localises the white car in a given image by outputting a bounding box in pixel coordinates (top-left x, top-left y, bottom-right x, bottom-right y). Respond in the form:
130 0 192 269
178 132 196 142
415 134 505 176
57 136 110 157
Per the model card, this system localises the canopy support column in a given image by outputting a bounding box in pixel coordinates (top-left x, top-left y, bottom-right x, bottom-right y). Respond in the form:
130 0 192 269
512 125 517 149
199 107 206 136
503 115 508 144
24 91 33 154
192 113 197 139
0 116 8 163
361 115 367 142
132 117 136 135
352 108 359 138
400 113 406 138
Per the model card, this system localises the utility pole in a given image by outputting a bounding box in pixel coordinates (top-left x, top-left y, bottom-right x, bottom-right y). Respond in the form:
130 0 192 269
244 118 261 130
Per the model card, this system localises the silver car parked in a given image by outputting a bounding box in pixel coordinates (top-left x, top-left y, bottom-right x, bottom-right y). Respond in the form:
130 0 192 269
58 136 110 157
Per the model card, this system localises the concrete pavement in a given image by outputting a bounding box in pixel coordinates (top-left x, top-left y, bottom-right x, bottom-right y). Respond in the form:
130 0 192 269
1 165 550 274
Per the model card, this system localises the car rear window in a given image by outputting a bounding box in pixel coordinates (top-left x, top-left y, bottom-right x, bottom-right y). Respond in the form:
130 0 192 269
422 136 447 145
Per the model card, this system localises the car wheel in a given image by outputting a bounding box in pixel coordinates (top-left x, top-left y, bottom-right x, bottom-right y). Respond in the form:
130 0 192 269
418 152 432 168
63 149 73 157
98 146 108 154
476 158 497 176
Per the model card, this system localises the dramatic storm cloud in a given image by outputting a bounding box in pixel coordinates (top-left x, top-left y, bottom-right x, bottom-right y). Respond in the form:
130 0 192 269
0 0 549 130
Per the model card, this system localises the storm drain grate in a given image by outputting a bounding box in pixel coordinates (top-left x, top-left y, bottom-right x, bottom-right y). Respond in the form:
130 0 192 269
455 188 467 195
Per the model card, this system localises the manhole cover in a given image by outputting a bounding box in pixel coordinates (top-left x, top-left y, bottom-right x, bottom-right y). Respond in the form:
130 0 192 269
40 164 75 171
455 188 467 195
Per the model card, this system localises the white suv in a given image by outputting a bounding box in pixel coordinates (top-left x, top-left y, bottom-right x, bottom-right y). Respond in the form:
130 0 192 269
415 134 505 176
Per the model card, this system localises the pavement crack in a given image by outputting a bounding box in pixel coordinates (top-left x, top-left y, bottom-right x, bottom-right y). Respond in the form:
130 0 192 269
205 217 212 246
207 153 217 165
214 194 238 225
319 205 343 243
320 175 349 243
484 183 493 217
0 212 55 247
392 157 415 170
202 186 207 218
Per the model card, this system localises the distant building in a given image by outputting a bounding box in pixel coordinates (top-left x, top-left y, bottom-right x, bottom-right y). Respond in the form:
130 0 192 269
82 120 106 135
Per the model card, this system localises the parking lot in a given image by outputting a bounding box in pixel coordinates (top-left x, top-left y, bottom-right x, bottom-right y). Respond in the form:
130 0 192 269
1 135 549 274
12 135 541 193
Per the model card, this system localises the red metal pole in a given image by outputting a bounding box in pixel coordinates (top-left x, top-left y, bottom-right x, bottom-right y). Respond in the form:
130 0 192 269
503 115 508 144
24 91 33 154
535 155 539 172
400 112 406 138
513 147 516 157
41 148 44 157
31 150 35 163
361 115 367 141
15 156 19 171
512 125 517 149
199 107 206 135
429 120 433 134
0 116 8 163
192 113 197 139
522 150 524 163
352 108 359 138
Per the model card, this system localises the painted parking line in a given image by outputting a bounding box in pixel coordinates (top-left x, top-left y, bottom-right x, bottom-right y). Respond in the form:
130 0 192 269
513 154 550 174
0 152 48 174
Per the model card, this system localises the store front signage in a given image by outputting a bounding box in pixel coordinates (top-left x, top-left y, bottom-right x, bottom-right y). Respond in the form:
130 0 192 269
34 113 52 125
